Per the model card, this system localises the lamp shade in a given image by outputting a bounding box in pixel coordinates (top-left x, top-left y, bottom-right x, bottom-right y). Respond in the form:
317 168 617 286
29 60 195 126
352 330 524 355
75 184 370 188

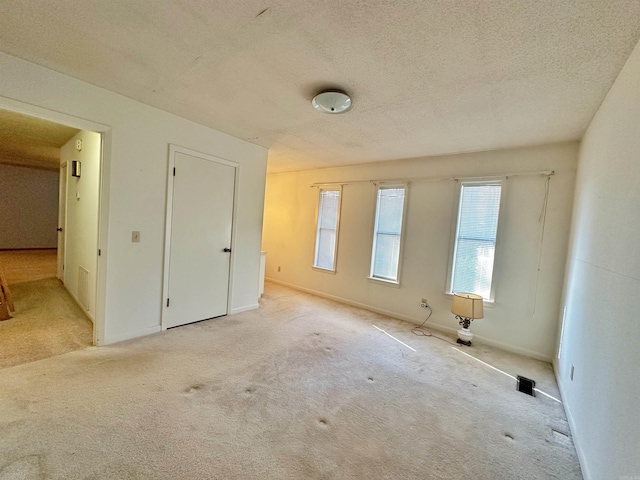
451 292 484 319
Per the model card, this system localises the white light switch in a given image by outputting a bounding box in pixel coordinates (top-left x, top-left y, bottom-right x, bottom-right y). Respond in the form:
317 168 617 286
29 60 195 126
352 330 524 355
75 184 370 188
132 231 141 243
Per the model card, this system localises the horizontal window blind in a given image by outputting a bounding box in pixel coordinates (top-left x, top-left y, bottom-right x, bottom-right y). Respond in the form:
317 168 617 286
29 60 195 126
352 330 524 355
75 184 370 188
371 187 405 281
451 183 501 299
314 189 340 270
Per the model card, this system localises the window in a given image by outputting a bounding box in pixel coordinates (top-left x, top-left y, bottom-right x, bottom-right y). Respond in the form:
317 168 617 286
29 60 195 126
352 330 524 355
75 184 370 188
370 185 407 283
313 188 341 272
449 181 502 300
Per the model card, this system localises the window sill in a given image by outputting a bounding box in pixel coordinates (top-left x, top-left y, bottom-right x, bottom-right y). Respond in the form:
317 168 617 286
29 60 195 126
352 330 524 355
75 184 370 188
312 266 337 275
368 276 401 288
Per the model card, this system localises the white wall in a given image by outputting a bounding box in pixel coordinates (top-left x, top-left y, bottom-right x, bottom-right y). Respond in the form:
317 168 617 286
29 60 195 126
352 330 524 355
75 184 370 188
60 131 101 320
0 164 58 249
263 142 577 360
556 41 640 479
0 52 267 344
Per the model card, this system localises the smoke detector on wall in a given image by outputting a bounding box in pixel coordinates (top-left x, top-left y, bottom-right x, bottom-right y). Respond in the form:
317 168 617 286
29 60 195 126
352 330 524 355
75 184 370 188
312 90 352 114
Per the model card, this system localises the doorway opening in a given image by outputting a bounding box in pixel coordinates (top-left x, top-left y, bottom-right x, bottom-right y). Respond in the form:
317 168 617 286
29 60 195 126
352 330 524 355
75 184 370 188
0 108 102 368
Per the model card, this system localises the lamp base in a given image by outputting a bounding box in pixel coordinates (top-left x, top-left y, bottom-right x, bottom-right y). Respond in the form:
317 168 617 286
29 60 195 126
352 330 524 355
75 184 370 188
457 327 474 346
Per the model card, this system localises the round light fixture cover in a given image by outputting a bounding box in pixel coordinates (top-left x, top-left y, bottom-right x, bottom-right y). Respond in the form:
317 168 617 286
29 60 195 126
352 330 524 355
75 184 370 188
312 90 352 114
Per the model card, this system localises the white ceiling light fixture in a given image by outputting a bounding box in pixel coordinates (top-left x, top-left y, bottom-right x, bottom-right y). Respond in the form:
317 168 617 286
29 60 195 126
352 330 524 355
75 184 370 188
312 90 352 114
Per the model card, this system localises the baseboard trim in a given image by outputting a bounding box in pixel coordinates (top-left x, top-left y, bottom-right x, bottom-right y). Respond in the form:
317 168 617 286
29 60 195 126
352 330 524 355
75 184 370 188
230 303 259 314
103 325 162 345
0 247 57 251
554 362 589 480
266 277 552 362
466 332 552 362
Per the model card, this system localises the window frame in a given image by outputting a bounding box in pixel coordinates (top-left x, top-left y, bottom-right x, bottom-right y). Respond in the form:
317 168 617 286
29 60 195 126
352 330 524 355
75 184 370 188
312 186 343 274
446 179 505 302
368 183 409 286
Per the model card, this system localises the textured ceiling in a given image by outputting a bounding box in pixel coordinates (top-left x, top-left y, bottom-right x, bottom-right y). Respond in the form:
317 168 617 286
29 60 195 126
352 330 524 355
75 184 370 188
1 1 639 173
0 109 79 170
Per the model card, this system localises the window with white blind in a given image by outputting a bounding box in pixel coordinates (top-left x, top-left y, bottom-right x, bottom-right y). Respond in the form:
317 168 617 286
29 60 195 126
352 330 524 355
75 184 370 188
313 188 342 272
370 185 407 283
449 181 502 300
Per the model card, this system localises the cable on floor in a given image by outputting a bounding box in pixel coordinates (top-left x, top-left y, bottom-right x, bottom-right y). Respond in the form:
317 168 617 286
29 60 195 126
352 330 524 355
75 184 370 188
411 305 459 346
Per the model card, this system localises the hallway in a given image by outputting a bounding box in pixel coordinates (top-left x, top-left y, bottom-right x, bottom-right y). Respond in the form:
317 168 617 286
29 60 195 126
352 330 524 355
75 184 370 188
0 249 93 369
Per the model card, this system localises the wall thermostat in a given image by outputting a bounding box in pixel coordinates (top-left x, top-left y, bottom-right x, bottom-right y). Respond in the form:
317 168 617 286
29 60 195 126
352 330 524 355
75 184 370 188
71 160 81 178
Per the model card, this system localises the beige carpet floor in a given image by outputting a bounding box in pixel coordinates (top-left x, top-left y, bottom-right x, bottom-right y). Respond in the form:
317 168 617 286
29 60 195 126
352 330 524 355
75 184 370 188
0 282 582 479
0 278 94 369
0 249 93 369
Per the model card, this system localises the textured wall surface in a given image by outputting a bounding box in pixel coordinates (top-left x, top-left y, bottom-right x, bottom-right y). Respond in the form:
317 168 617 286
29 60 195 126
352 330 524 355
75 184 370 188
0 53 267 345
60 130 101 320
0 164 59 249
556 40 640 480
263 142 577 360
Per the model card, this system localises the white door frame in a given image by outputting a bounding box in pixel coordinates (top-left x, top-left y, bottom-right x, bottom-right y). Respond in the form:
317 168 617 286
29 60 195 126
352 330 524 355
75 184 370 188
0 96 111 346
161 144 240 330
57 162 67 281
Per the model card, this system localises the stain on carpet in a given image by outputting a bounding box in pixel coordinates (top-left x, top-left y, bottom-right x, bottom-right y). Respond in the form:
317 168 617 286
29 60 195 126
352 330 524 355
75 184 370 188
0 454 44 480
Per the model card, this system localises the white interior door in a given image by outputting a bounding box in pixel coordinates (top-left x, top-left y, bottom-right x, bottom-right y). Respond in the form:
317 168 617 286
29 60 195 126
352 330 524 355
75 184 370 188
57 163 67 281
164 151 236 329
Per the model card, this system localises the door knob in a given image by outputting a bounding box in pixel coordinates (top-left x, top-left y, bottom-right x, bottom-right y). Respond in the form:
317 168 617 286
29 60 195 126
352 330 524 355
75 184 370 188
223 248 231 253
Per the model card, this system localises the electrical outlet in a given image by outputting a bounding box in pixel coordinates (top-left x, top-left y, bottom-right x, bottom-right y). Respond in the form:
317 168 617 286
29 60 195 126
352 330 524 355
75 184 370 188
132 231 140 243
420 298 428 308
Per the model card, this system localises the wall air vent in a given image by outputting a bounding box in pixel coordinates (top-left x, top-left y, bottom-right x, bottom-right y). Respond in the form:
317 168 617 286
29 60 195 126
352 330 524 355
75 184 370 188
78 266 89 311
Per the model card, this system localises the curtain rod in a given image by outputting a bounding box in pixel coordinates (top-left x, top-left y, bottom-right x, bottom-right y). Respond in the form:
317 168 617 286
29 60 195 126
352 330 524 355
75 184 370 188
311 170 555 188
